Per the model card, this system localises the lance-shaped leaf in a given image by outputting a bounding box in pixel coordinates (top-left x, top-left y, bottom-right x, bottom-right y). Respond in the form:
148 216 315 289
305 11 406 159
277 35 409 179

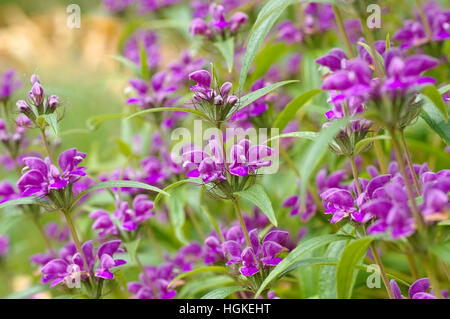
235 184 277 227
214 37 234 73
201 286 247 299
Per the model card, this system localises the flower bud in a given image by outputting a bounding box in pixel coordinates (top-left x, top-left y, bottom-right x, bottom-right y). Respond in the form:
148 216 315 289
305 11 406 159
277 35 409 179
229 12 248 33
227 95 239 106
47 95 60 110
189 18 209 36
214 95 223 105
16 100 30 112
30 74 40 84
30 82 44 106
220 82 232 97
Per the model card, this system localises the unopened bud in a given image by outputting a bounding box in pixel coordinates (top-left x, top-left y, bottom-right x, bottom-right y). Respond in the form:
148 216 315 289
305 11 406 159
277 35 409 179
16 100 30 112
214 95 223 105
47 95 60 110
227 95 239 106
30 82 44 106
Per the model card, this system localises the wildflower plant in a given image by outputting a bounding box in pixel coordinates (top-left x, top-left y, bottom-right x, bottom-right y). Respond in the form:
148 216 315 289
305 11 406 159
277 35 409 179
0 0 448 301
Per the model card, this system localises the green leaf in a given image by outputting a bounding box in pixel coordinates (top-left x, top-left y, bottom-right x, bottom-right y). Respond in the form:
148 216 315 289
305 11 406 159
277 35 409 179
126 107 208 121
0 197 41 210
169 266 228 287
255 234 350 298
336 237 374 299
5 285 48 299
214 38 234 73
358 41 385 71
235 80 299 113
354 135 391 155
124 238 141 264
179 276 234 298
299 118 349 208
201 286 246 299
167 189 187 244
319 239 348 298
114 138 133 157
438 220 450 227
235 184 277 227
238 0 299 93
72 180 169 208
421 85 448 122
86 113 126 130
267 131 318 143
154 178 202 208
43 113 58 136
111 55 141 76
272 89 322 132
420 85 450 144
139 41 150 81
277 257 338 278
430 244 450 265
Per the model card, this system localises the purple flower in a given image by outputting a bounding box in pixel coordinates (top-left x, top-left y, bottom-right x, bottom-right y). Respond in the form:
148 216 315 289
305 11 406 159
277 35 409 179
344 19 362 43
44 223 70 242
228 139 273 177
40 240 126 287
0 235 9 257
283 192 317 222
114 195 155 231
390 278 449 299
168 51 204 88
17 148 87 197
127 72 178 110
123 29 160 70
320 188 361 223
276 21 302 44
102 0 135 13
128 263 177 299
0 181 20 203
222 229 289 276
89 210 119 238
172 242 203 272
0 69 21 101
303 3 334 35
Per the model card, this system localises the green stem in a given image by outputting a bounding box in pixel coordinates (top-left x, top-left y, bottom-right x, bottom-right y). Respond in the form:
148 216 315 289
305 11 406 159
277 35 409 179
399 130 421 194
405 252 419 280
143 221 163 259
332 5 355 58
419 253 443 299
30 214 55 255
370 242 394 299
387 129 424 232
40 128 53 162
95 278 104 299
349 156 362 195
415 0 433 42
232 198 251 247
373 138 388 174
185 206 206 240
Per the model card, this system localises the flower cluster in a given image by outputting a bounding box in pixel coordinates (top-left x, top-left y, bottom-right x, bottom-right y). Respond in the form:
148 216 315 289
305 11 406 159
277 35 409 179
222 228 289 276
41 240 126 287
390 278 449 299
0 69 21 102
17 148 87 198
123 29 160 70
189 3 248 40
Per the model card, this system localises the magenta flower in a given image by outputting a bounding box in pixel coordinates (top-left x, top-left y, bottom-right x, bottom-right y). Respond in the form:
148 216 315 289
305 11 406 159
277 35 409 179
172 242 203 272
0 181 20 203
0 234 9 257
126 72 178 110
276 21 302 44
17 148 86 197
0 69 21 102
390 278 449 299
228 139 273 177
128 262 177 299
114 195 155 231
283 192 317 222
40 240 126 287
89 210 119 239
222 229 289 276
123 29 160 70
44 223 70 243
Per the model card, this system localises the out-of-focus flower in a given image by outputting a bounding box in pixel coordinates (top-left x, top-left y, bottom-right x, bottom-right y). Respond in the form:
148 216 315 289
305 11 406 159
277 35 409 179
123 29 160 70
0 235 9 257
222 229 289 276
44 223 70 243
128 263 177 299
0 69 21 102
276 21 302 44
283 192 317 222
390 278 449 299
114 195 155 231
89 210 119 239
102 0 135 12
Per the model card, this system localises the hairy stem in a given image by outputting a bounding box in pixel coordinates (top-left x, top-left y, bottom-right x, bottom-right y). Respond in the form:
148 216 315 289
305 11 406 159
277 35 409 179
40 128 53 162
349 156 362 195
332 5 355 58
232 198 251 247
399 130 421 194
387 129 424 232
370 242 394 299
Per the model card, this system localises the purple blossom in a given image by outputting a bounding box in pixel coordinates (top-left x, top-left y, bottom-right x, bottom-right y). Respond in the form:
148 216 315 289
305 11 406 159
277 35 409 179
390 278 449 299
0 69 21 101
276 21 302 44
303 3 335 35
128 263 177 299
0 234 9 257
44 223 70 243
172 242 203 272
127 72 178 109
114 195 155 231
89 210 119 239
222 229 289 276
0 181 20 203
228 139 273 177
283 192 317 222
40 240 126 287
123 29 160 70
103 0 135 12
